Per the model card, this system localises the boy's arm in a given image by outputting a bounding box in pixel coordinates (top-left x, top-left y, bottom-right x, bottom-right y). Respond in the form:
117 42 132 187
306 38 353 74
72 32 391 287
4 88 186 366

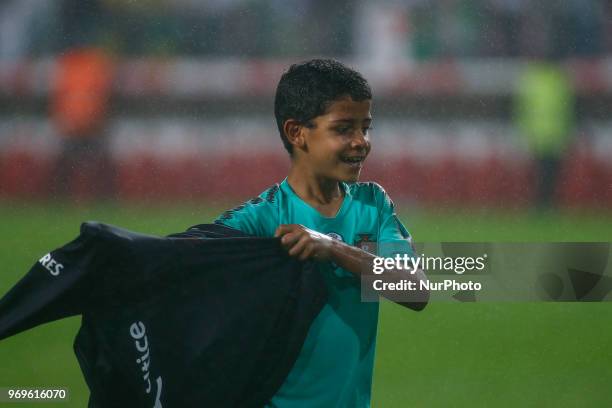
275 224 429 311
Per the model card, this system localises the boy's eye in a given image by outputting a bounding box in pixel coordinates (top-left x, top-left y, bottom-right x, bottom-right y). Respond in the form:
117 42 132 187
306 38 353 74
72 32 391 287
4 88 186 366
334 125 372 135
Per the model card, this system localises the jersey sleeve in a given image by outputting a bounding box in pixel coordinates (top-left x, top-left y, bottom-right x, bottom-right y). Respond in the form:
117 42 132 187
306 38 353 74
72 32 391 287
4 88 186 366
214 187 279 237
375 184 415 259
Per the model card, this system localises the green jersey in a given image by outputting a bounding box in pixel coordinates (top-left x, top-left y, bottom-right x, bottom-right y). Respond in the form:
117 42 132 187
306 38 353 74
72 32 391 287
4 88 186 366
215 179 414 408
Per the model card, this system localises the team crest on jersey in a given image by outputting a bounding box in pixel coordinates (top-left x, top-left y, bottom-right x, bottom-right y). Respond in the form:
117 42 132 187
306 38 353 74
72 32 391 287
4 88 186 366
326 232 344 242
355 233 377 255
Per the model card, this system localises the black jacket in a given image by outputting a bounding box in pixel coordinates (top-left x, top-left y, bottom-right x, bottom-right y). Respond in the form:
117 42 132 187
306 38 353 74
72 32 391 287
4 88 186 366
0 222 327 407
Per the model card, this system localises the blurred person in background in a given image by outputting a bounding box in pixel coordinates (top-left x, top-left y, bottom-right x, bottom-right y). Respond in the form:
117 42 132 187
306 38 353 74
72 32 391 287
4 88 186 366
515 53 575 209
51 0 116 201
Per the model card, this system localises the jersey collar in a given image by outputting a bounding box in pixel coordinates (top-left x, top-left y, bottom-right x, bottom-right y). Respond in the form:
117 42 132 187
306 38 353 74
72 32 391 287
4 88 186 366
280 178 352 220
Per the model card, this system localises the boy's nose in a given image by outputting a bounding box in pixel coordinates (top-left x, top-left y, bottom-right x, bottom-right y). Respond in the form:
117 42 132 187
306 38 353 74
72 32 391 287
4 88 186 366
351 131 370 150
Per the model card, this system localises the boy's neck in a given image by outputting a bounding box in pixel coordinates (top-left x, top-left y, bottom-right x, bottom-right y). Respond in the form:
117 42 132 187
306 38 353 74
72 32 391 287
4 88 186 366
287 165 343 206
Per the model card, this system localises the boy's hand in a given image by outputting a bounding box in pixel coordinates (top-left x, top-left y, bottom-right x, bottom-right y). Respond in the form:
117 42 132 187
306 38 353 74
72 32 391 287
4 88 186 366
274 224 335 261
275 224 429 311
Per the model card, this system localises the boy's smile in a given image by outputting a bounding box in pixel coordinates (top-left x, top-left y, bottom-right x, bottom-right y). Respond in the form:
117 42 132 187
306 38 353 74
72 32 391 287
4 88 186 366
298 96 372 183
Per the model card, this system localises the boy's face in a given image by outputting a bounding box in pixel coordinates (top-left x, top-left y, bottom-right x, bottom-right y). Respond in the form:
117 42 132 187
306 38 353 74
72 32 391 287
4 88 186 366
297 97 372 183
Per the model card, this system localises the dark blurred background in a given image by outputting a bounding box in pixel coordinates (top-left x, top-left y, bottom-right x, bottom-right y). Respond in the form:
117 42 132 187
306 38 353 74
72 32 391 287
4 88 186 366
0 0 611 207
2 3 612 407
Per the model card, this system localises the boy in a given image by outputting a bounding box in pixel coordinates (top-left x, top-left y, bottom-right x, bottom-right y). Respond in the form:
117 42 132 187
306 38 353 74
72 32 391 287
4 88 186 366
215 59 428 407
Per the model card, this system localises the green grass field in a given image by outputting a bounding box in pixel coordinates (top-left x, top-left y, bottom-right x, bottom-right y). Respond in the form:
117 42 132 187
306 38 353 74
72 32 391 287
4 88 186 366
0 202 611 407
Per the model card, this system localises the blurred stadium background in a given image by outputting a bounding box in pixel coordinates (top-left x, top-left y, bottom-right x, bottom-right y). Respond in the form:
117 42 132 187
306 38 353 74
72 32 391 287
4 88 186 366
1 0 612 407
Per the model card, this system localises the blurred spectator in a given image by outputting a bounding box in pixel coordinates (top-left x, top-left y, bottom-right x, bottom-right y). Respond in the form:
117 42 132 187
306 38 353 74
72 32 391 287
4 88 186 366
51 45 115 200
515 58 575 208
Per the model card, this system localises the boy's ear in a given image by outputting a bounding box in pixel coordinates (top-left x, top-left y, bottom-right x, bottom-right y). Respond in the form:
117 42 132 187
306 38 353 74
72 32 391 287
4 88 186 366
283 119 307 151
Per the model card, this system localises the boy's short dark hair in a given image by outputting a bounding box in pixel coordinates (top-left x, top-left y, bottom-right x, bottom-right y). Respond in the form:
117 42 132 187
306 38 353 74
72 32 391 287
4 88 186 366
274 59 372 155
